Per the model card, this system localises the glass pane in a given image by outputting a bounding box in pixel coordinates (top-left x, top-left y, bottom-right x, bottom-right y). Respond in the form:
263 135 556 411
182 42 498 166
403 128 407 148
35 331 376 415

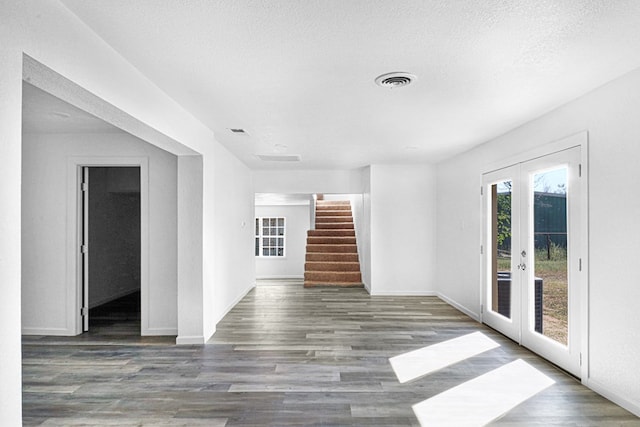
255 238 259 256
263 238 269 246
278 218 284 226
270 218 276 226
263 227 269 236
277 238 283 246
277 248 284 256
255 218 259 235
270 238 276 246
262 218 269 227
491 181 512 319
277 227 284 236
532 167 568 345
263 248 269 256
270 248 276 256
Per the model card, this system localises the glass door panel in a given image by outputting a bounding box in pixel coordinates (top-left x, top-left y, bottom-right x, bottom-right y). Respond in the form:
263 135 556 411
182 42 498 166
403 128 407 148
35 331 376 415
532 167 569 345
491 181 513 319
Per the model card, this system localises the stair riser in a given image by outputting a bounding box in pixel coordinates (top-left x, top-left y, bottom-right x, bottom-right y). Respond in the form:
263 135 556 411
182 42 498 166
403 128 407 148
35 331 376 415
305 262 361 272
306 253 359 262
304 271 362 282
306 244 357 253
317 205 351 209
307 237 356 245
316 210 352 216
316 223 354 229
304 282 363 288
308 229 355 237
315 216 353 223
317 201 350 206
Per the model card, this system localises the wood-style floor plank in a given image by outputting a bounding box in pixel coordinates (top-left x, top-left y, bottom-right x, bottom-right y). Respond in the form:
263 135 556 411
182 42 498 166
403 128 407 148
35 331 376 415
22 284 639 426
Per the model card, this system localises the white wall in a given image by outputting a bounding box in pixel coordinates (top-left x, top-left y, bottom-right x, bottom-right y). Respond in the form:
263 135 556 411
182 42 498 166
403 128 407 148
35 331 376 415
209 142 256 333
369 165 437 295
436 66 640 415
253 169 366 194
22 132 178 335
255 204 309 279
0 48 23 427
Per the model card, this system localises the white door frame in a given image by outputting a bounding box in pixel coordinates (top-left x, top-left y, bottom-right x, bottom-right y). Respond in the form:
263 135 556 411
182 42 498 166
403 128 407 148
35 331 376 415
480 131 589 380
66 156 149 335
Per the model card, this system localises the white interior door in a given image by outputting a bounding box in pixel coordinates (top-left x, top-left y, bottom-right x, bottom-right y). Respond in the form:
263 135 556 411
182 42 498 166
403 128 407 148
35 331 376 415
483 146 583 377
81 166 89 332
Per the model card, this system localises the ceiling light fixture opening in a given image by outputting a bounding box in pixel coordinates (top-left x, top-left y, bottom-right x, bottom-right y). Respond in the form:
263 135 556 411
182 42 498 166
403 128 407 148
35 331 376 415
375 72 417 88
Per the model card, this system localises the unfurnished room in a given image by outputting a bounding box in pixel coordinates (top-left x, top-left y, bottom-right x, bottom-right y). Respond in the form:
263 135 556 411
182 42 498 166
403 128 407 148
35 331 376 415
2 1 640 426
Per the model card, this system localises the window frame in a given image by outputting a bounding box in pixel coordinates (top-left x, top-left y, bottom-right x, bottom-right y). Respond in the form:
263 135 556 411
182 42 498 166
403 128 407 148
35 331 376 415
255 217 286 258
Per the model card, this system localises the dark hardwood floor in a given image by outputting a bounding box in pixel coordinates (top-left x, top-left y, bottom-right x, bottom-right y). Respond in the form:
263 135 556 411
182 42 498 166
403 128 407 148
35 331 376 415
22 284 639 426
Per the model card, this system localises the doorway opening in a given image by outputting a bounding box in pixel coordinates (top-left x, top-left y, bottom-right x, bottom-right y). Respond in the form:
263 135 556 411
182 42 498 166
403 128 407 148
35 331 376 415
81 166 141 335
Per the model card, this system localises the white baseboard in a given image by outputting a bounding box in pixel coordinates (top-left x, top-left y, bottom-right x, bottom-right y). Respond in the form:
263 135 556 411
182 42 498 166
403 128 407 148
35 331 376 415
585 378 640 417
22 327 73 336
176 335 205 345
256 275 304 280
437 292 481 321
143 327 177 336
370 290 438 296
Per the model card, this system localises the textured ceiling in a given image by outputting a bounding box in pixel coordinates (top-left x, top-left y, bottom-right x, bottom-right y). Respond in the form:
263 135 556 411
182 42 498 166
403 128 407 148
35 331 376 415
22 82 121 134
59 0 640 169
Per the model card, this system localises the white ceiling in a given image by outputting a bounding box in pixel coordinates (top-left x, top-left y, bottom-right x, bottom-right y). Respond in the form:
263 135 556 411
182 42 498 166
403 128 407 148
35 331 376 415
22 82 122 134
58 0 640 169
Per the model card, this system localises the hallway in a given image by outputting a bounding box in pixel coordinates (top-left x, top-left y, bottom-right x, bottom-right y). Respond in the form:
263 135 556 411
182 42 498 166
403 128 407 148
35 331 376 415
22 284 638 426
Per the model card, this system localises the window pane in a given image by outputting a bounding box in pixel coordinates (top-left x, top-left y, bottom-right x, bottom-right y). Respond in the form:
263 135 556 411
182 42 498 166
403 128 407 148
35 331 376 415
491 181 512 320
277 238 283 246
277 227 284 236
270 248 276 256
263 227 269 236
255 218 259 235
278 218 284 226
263 238 269 246
277 248 284 256
255 238 259 256
263 248 269 256
270 218 276 226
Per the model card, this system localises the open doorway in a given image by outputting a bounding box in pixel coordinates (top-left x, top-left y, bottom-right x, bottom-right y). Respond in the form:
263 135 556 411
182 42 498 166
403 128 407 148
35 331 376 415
81 166 141 334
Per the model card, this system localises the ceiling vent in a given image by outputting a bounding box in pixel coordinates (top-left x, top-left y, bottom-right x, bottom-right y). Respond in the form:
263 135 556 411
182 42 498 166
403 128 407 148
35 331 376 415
375 72 417 88
257 154 301 162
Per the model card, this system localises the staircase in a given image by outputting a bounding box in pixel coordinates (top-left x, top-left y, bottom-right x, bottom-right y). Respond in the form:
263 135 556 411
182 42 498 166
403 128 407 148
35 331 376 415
304 200 363 288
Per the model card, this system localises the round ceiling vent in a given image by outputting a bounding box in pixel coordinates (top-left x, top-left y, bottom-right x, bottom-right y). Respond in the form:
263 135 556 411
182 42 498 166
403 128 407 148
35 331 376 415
375 72 416 88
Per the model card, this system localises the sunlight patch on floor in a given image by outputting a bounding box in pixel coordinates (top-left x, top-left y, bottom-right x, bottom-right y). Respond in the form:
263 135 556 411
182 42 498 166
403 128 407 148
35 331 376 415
389 332 500 383
412 359 555 426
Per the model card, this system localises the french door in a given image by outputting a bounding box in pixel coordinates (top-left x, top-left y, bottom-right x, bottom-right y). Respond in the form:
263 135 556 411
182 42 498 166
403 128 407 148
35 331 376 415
482 146 583 377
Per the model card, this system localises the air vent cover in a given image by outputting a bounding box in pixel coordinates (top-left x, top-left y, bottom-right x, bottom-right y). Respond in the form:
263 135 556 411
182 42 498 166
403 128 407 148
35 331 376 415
375 72 417 88
257 154 301 162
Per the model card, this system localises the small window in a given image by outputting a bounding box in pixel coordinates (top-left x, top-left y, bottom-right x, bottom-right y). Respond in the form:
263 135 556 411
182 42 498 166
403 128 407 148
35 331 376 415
255 217 285 257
